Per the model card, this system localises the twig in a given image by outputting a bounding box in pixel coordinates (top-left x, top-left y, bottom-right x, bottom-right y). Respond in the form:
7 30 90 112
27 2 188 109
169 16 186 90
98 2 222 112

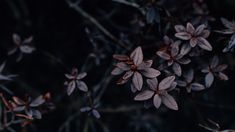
66 0 128 49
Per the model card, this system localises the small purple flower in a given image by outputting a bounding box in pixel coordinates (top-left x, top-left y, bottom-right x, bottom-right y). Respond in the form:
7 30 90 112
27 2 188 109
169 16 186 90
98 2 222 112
64 68 88 95
8 33 36 61
112 46 161 92
156 40 191 76
201 56 228 88
134 76 178 110
80 104 101 119
12 95 45 119
175 22 212 51
177 69 205 93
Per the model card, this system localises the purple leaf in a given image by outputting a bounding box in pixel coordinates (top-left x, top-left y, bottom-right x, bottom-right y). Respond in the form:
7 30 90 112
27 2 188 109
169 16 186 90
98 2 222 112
77 72 87 79
122 71 133 80
175 32 191 40
190 83 205 91
67 81 76 95
190 38 198 47
172 63 182 76
111 67 124 75
147 78 158 90
30 95 45 107
218 72 229 80
77 81 88 92
92 109 101 119
195 24 205 35
197 37 212 51
186 23 195 34
156 51 171 60
175 25 186 32
113 54 129 61
12 33 21 45
180 44 191 55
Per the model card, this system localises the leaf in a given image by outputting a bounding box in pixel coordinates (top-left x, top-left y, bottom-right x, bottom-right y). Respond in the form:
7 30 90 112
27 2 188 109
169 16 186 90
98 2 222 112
122 71 133 80
0 62 6 73
134 90 154 101
171 41 180 57
210 56 219 68
156 51 171 60
159 76 175 90
218 72 229 80
221 17 234 29
205 72 214 87
161 93 178 110
22 36 33 44
132 72 143 91
197 37 213 51
0 75 12 81
200 30 210 38
177 57 191 64
176 80 187 87
77 81 88 92
30 95 45 107
190 38 198 47
13 96 25 105
153 94 161 108
190 83 205 91
137 60 153 69
80 106 92 112
175 32 191 40
32 109 42 119
140 68 161 78
172 63 182 76
130 46 143 65
147 78 158 90
13 106 25 112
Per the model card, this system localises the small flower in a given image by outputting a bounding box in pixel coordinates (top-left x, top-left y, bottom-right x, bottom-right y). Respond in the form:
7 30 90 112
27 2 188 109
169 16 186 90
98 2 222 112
12 95 45 119
8 33 36 61
177 69 205 93
134 76 178 110
175 22 212 51
201 56 228 88
216 18 235 52
156 40 191 76
64 68 88 95
112 46 161 92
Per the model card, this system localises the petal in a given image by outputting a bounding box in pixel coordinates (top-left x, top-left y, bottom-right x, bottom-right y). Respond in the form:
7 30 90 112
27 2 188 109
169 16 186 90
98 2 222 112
13 106 25 112
163 35 172 45
140 68 161 78
32 109 42 119
111 67 124 75
12 33 21 45
174 25 186 32
190 38 198 47
161 93 178 110
130 46 143 65
30 95 45 107
184 69 194 83
116 62 130 71
177 57 191 64
132 72 143 91
159 76 175 90
77 72 87 80
153 94 161 108
156 51 171 60
67 81 76 95
171 41 180 57
214 64 228 72
221 17 234 29
137 60 153 69
77 81 88 92
122 71 133 80
172 63 182 76
130 84 137 93
200 30 210 38
186 22 195 34
195 24 205 35
197 37 213 51
80 106 92 112
218 72 229 80
113 54 129 61
205 72 214 87
175 32 191 40
13 96 25 105
190 83 205 91
92 109 101 119
147 78 158 90
223 34 235 52
20 45 35 54
22 36 33 44
134 90 154 101
176 80 187 87
210 56 219 68
180 44 191 55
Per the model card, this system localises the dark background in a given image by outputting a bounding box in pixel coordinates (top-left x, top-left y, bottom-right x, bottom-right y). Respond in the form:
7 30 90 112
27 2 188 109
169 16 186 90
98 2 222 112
0 0 235 132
